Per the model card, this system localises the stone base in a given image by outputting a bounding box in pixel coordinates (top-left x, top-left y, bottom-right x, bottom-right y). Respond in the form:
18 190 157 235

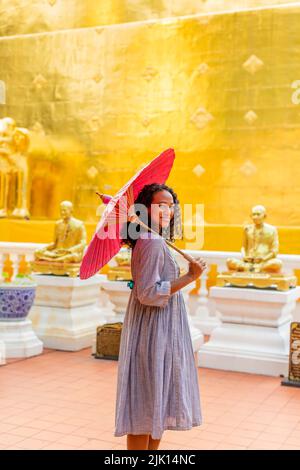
31 260 81 277
99 279 130 325
200 323 290 376
99 280 130 312
30 274 106 351
217 271 297 291
0 320 43 358
107 266 132 281
181 287 205 348
0 340 6 364
199 286 300 376
30 304 105 351
193 301 221 336
189 322 204 352
195 317 221 336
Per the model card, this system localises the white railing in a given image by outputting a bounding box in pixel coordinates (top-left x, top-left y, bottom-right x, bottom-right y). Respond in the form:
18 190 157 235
1 241 300 278
0 242 45 277
1 240 299 294
1 242 299 335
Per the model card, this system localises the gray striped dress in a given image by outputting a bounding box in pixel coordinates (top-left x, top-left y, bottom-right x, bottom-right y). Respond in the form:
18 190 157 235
114 232 202 439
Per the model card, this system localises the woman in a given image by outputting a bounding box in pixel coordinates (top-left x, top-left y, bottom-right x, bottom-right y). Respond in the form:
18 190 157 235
114 183 206 450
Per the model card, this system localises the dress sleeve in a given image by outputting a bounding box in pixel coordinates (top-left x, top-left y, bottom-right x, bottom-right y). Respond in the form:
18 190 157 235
134 238 171 308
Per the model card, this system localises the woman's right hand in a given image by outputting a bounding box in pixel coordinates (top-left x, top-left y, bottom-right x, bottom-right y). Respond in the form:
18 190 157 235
170 257 207 295
187 257 207 280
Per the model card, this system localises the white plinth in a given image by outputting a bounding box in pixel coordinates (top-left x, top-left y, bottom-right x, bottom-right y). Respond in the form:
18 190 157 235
181 285 204 354
0 320 43 358
199 286 300 376
0 340 6 364
181 283 220 336
91 280 130 354
30 274 106 351
99 280 130 324
193 297 221 336
188 317 204 354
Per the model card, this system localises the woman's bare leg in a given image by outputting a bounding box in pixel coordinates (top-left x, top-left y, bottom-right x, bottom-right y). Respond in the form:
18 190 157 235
127 434 150 450
148 435 161 450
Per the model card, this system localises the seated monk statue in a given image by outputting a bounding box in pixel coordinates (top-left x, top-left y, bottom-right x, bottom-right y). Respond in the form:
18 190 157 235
114 250 131 266
107 248 132 281
34 201 86 268
227 205 282 274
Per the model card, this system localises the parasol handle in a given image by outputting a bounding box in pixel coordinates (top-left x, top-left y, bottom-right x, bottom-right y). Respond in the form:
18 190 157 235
164 239 195 263
136 219 195 263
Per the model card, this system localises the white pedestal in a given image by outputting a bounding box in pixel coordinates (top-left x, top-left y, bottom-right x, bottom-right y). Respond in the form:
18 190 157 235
0 320 43 358
30 274 106 351
91 279 130 354
181 282 220 336
188 317 204 358
0 340 6 364
199 286 300 376
181 285 204 354
99 280 130 324
193 296 221 336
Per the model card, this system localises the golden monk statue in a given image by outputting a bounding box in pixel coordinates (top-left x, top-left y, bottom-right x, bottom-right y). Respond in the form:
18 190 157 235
217 205 296 291
227 205 282 273
0 117 30 219
107 247 132 281
32 201 87 277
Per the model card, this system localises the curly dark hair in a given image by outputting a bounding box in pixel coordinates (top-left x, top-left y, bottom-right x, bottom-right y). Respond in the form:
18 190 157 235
121 183 182 249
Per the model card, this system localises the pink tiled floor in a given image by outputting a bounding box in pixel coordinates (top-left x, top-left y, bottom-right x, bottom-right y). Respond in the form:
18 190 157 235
1 349 300 450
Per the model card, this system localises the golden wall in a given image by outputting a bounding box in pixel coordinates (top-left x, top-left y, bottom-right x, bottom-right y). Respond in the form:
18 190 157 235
0 1 295 35
0 2 300 252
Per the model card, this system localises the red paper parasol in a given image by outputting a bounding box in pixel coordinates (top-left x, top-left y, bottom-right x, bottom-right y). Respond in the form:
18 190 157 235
79 148 192 279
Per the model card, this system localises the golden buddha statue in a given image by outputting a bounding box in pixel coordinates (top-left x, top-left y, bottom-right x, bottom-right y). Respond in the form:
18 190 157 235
217 205 297 291
107 248 132 281
0 117 30 219
32 200 87 277
227 205 282 273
